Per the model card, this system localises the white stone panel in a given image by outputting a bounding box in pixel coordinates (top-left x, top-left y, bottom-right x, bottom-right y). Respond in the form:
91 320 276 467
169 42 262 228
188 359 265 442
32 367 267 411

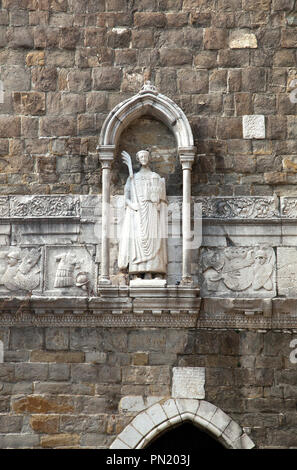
277 248 297 297
243 115 265 139
172 367 205 399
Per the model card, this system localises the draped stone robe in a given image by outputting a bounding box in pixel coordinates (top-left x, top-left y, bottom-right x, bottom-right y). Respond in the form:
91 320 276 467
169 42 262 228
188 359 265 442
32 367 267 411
118 168 167 275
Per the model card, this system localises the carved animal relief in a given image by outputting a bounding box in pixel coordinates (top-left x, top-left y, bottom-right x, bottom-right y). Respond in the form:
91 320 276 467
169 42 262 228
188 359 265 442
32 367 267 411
200 246 276 298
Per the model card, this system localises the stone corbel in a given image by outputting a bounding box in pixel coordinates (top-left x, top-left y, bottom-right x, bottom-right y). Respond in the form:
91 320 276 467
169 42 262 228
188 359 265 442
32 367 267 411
97 144 115 285
179 147 196 285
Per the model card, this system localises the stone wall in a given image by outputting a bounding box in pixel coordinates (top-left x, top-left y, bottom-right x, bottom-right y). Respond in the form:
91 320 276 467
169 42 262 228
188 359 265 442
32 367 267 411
1 0 297 450
0 326 296 449
0 0 297 196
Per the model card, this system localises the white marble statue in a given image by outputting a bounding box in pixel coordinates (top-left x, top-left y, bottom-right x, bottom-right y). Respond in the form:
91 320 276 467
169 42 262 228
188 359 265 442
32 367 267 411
118 149 168 280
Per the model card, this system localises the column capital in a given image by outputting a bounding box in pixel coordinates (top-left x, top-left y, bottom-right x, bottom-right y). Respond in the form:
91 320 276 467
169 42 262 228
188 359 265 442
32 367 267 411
97 144 115 165
178 146 196 169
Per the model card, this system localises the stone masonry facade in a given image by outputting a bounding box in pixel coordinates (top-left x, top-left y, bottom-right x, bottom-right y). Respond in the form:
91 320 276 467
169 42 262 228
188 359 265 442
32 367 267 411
1 327 296 449
0 0 297 196
1 0 297 450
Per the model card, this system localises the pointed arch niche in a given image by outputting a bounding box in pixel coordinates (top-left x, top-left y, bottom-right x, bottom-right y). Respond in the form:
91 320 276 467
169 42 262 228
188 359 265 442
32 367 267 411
110 399 255 450
97 82 196 285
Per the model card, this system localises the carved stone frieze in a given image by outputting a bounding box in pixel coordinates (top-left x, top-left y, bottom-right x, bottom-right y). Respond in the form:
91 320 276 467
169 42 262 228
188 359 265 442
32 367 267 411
195 197 279 219
281 197 297 218
200 246 276 298
10 196 80 218
0 246 42 293
0 197 9 217
44 245 96 296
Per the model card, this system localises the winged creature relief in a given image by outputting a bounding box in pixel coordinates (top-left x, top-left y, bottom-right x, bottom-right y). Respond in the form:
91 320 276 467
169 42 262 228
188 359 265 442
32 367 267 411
201 246 274 295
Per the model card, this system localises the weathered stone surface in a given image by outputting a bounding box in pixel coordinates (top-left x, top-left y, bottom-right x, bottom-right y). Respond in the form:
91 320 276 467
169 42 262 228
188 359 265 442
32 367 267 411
31 350 84 363
13 396 74 414
13 92 46 115
30 415 59 434
40 117 76 136
41 433 80 448
243 115 265 139
229 30 258 48
32 66 57 91
92 67 122 90
172 367 205 399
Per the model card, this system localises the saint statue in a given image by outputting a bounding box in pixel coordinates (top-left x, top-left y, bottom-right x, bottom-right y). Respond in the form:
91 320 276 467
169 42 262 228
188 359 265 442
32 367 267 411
118 149 168 281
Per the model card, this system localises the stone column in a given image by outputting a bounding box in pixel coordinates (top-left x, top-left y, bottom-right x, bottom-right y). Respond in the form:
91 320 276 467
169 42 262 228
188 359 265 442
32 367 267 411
179 148 196 285
98 145 115 285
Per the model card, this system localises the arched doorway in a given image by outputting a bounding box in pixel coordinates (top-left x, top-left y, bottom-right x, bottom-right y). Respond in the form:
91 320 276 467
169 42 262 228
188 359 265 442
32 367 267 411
110 398 255 450
145 421 224 451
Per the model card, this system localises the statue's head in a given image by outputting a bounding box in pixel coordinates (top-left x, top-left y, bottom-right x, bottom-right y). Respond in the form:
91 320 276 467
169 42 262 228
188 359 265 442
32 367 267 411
136 150 150 166
254 249 267 265
7 249 21 267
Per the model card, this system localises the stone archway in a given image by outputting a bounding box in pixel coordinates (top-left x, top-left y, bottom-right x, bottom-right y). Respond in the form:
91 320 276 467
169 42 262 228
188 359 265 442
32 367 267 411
98 81 194 149
110 398 255 450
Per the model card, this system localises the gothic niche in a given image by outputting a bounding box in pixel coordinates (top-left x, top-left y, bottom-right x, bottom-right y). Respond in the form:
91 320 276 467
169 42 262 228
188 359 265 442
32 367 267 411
200 246 276 298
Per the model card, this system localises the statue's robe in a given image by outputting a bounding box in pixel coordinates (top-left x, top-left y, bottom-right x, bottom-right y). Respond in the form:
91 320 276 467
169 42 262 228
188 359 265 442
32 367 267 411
118 169 167 274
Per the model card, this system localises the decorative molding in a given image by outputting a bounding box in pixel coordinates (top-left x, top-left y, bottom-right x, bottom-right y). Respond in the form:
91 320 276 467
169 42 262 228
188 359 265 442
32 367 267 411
10 196 80 218
281 197 297 218
0 197 9 217
195 197 279 219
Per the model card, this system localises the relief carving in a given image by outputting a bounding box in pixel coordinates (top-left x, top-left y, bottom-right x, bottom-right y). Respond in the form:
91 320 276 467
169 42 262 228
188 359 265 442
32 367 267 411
45 246 95 295
281 198 297 218
196 197 279 219
1 247 41 291
10 196 80 218
200 246 275 297
54 252 90 291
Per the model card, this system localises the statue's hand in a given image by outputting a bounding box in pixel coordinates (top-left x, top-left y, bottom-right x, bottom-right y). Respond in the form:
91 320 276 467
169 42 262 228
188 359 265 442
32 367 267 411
127 200 139 211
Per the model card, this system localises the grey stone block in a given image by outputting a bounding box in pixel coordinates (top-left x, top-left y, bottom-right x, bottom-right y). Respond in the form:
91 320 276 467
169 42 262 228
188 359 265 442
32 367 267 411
0 415 23 433
45 328 70 350
0 434 39 449
71 364 98 382
14 363 48 381
10 327 44 351
48 363 70 381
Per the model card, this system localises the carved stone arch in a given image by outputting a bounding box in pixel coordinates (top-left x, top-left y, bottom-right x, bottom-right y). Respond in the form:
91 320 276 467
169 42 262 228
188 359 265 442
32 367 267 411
110 399 255 450
98 83 194 150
